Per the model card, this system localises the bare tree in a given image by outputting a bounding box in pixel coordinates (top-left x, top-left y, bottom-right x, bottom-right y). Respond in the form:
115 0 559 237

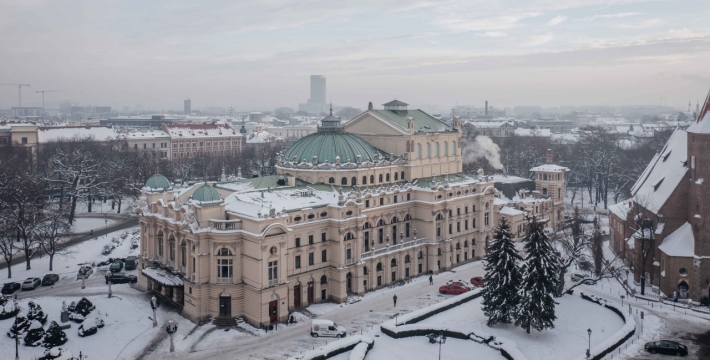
36 204 72 271
0 219 17 278
591 217 603 276
0 171 45 270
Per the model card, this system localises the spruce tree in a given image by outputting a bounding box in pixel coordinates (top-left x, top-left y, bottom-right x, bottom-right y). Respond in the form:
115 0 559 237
515 215 560 334
481 216 522 326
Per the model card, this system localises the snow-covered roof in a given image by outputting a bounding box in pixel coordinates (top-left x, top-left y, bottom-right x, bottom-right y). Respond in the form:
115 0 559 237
490 174 530 184
37 126 118 143
514 128 551 137
123 130 170 139
686 111 710 134
141 267 183 287
164 124 240 138
658 222 695 257
608 200 631 220
470 121 512 129
499 206 525 216
530 164 570 172
224 185 340 217
629 129 687 213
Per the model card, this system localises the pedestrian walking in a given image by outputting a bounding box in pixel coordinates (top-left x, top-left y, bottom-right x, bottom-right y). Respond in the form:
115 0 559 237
429 275 433 285
393 294 397 307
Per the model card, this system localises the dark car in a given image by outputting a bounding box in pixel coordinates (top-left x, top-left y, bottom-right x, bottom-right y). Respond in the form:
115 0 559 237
42 274 59 286
105 273 137 285
470 276 484 287
22 277 41 290
645 340 688 356
571 273 596 285
124 256 137 271
1 282 21 295
439 284 469 295
109 261 123 273
76 265 93 280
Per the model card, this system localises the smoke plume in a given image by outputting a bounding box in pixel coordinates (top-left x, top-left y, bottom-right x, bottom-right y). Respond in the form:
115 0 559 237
464 135 504 170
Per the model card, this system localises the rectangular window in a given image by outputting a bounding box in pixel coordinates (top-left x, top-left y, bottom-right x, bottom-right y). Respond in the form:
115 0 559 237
321 250 327 262
437 227 441 237
308 253 314 266
268 261 278 281
295 256 301 269
295 237 301 247
217 258 233 279
449 210 452 217
378 229 384 243
465 206 468 214
377 276 382 286
485 212 489 226
418 263 422 273
457 208 461 215
407 193 410 201
192 257 195 273
379 198 384 206
473 218 476 228
465 220 469 230
457 222 461 232
152 143 156 148
321 233 326 242
449 224 452 234
346 248 351 260
405 267 410 277
473 205 476 212
21 137 27 144
405 223 410 237
394 195 398 203
309 235 314 244
365 200 370 208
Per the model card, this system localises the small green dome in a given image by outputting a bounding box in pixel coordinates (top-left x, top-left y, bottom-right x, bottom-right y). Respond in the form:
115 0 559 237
284 132 382 164
191 184 222 206
145 175 172 192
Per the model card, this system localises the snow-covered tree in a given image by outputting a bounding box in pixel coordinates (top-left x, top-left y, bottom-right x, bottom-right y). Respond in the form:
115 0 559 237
481 216 522 326
515 215 560 334
42 321 68 348
591 217 603 276
36 204 73 271
24 320 45 346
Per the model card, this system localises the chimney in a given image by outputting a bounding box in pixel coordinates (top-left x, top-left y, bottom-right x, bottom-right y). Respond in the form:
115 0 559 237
546 149 553 164
485 101 488 116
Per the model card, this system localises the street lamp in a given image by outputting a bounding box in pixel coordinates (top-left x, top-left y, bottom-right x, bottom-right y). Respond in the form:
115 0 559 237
150 296 160 327
14 297 19 360
104 214 108 237
586 328 592 359
166 319 178 352
438 332 447 360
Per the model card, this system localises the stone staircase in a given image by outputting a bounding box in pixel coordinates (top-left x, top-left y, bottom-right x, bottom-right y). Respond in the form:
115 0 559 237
211 316 237 327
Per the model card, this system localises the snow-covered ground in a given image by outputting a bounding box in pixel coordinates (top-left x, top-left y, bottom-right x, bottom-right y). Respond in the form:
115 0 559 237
71 217 116 233
366 330 501 360
1 226 140 287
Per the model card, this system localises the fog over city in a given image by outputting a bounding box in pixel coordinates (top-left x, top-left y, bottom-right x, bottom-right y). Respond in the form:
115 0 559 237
2 0 710 111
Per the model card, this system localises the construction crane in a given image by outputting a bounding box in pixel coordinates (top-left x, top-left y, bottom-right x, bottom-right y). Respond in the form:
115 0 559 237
0 83 30 108
36 90 66 119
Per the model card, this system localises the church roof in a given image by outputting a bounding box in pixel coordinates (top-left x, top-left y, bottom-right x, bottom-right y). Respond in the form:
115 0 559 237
658 222 695 257
383 100 408 106
284 132 383 164
371 109 452 134
191 184 223 206
144 175 172 192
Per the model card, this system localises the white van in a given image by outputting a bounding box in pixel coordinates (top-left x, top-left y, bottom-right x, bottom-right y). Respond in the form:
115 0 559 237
310 319 347 338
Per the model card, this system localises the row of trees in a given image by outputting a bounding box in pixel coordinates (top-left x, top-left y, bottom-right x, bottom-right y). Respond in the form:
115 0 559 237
463 126 672 209
0 137 283 277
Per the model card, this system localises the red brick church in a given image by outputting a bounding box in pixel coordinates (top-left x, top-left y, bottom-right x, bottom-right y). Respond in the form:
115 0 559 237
609 89 710 301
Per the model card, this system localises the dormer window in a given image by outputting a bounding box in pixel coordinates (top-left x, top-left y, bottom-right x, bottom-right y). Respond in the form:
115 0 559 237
662 151 671 162
652 178 664 191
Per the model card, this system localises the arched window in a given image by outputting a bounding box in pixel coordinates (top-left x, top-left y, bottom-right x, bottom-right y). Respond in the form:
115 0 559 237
434 142 439 157
426 143 431 158
376 262 383 271
404 214 411 220
394 172 399 181
416 143 421 158
379 174 383 183
378 219 385 226
436 213 443 220
218 248 233 256
391 259 397 267
364 222 371 229
364 266 369 275
401 171 405 180
437 248 442 255
542 188 548 195
344 233 354 240
370 175 375 184
418 251 423 259
320 275 327 284
386 173 390 181
452 141 457 155
464 240 468 247
405 255 410 263
329 177 335 184
456 243 460 250
391 217 398 223
351 177 357 186
341 177 348 185
362 176 367 185
444 141 448 156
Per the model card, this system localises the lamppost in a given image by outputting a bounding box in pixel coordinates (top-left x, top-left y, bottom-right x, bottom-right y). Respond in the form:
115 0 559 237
14 297 19 360
80 266 87 290
107 280 112 298
150 296 159 327
438 332 447 360
586 328 592 359
104 214 108 237
166 319 178 352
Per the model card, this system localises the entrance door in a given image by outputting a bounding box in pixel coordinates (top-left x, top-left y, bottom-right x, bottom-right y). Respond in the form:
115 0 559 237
346 273 352 293
269 299 278 324
219 293 231 316
307 281 314 303
294 284 301 307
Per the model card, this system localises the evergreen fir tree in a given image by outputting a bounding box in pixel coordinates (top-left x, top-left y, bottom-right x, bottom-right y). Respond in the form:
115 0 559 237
515 215 560 334
42 321 68 348
481 216 522 326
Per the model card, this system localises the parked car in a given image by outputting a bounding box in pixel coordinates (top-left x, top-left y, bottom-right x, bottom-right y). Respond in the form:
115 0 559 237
310 319 346 338
105 273 137 285
571 273 596 285
41 274 59 286
76 265 93 280
644 340 688 356
21 278 41 290
446 279 474 289
124 256 137 271
109 261 123 273
439 284 469 295
470 276 484 287
1 282 21 295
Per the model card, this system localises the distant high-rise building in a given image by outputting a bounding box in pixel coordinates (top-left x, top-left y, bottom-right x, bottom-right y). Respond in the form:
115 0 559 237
299 75 327 114
184 98 191 115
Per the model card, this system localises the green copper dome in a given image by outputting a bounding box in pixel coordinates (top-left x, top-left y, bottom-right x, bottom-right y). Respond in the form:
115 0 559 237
284 132 382 164
144 175 172 192
191 184 222 206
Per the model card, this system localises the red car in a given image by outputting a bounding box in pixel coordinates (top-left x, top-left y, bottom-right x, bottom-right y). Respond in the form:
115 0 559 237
470 276 484 287
439 284 468 295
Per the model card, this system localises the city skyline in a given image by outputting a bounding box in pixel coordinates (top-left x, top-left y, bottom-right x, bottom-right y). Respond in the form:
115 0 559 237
2 1 710 111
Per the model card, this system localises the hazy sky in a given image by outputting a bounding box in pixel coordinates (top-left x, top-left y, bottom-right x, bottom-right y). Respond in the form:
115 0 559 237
2 0 710 112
